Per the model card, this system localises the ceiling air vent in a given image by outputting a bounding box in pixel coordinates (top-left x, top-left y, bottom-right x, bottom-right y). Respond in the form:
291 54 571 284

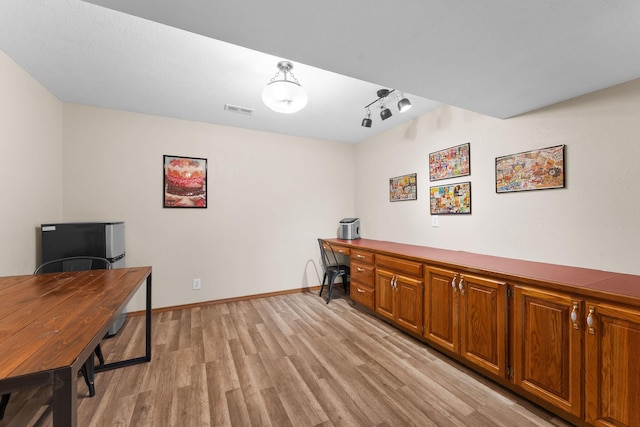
224 104 254 115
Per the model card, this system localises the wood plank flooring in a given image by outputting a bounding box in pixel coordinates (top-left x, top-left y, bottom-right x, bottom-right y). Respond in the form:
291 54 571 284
1 290 573 426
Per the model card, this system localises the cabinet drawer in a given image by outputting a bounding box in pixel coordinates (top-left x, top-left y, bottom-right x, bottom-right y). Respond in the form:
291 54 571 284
351 261 375 287
351 284 375 309
376 254 423 277
351 249 374 265
323 242 350 256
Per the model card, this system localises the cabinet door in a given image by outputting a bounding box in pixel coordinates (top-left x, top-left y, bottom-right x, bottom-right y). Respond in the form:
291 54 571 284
513 286 583 417
395 274 423 335
375 269 396 322
424 266 458 353
585 302 640 426
458 274 507 377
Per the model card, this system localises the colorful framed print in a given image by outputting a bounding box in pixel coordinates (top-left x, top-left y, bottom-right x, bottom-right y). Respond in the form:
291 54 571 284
429 143 471 181
163 155 207 208
429 182 471 214
495 145 565 193
390 173 417 202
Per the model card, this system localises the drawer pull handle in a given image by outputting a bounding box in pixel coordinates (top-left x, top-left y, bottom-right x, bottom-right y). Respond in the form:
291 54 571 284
587 306 596 335
357 267 365 272
571 303 579 329
356 254 365 259
357 288 365 294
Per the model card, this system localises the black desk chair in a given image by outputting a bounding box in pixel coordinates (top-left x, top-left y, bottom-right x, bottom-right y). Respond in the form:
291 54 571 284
0 256 112 420
318 239 350 304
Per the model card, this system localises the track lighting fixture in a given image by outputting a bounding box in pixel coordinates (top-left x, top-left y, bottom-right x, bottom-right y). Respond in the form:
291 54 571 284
361 88 412 128
262 61 308 114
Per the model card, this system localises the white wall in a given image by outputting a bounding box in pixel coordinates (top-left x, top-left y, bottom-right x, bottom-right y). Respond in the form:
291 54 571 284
4 47 640 310
355 78 640 275
62 105 356 310
0 50 63 275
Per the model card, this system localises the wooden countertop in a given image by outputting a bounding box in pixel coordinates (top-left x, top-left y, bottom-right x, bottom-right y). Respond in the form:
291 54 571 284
325 238 640 305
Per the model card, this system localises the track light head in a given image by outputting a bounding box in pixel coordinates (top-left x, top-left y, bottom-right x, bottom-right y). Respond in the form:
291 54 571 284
380 105 392 120
361 108 372 127
398 96 412 112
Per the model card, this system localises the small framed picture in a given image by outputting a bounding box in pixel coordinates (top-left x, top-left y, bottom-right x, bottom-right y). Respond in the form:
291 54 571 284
390 173 417 202
163 155 207 208
429 182 471 214
429 143 471 181
495 145 565 193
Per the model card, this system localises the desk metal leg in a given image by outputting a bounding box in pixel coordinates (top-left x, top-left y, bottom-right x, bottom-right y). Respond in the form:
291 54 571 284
145 272 152 362
52 366 76 427
96 272 152 371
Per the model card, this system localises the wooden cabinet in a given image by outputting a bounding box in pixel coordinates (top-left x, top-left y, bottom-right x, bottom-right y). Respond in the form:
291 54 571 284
585 301 640 426
350 249 375 310
424 266 507 377
322 237 640 427
375 255 423 335
423 266 457 352
513 286 583 417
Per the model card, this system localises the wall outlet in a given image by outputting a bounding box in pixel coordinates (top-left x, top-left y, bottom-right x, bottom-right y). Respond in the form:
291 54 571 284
192 278 201 290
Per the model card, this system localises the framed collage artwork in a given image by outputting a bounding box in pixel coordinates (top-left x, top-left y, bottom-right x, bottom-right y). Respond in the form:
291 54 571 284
390 173 417 202
429 182 471 214
429 143 471 181
495 145 565 193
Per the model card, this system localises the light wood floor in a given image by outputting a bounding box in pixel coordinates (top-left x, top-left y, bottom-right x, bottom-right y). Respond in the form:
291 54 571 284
1 290 573 427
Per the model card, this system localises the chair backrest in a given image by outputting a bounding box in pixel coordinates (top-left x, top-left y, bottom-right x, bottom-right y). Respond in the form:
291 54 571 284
318 238 341 271
34 256 113 275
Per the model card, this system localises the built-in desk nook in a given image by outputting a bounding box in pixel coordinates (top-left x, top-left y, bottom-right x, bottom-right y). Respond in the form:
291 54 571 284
324 237 640 427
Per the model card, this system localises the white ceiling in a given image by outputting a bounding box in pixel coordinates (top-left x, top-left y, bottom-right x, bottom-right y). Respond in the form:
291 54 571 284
2 1 640 144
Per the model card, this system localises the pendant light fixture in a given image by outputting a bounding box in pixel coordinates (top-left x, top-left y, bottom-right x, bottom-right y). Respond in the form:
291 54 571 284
262 61 308 114
361 88 412 128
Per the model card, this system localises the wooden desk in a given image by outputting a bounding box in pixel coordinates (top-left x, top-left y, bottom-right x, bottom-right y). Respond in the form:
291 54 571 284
0 267 152 426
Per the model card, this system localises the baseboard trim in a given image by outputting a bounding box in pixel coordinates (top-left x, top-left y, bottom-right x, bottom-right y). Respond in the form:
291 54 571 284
126 285 322 317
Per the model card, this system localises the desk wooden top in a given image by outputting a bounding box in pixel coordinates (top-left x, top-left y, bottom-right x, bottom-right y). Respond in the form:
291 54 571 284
326 238 640 305
0 266 151 381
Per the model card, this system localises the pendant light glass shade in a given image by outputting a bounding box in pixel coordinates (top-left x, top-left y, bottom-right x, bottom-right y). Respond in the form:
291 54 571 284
262 61 308 114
